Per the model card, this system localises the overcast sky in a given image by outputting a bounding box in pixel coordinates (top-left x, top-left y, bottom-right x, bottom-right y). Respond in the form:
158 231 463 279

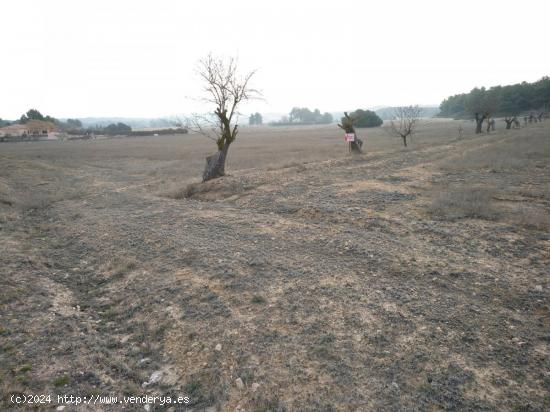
1 0 549 119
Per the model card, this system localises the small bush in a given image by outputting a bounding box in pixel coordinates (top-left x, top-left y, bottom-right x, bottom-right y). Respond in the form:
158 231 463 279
251 295 266 304
429 188 498 220
110 258 138 278
19 364 32 373
53 376 69 387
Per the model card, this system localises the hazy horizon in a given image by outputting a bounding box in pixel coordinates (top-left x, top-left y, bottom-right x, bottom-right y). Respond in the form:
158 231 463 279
2 0 549 119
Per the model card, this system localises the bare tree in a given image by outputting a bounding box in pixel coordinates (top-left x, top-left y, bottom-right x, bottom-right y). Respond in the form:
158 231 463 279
337 112 363 154
503 116 516 130
191 55 260 182
388 106 422 147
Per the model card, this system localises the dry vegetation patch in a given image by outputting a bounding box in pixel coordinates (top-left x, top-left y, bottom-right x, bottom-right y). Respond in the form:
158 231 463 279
429 187 499 220
165 176 262 201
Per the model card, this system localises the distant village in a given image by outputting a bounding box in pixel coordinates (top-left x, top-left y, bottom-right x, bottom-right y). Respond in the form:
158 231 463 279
0 109 188 142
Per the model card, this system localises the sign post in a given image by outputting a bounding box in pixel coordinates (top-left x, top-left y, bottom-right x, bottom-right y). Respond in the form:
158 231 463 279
345 133 355 153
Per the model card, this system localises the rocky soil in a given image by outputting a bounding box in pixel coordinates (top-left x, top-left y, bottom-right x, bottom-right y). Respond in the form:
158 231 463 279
1 122 549 411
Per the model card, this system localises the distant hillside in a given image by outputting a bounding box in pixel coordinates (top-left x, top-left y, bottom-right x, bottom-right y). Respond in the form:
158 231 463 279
375 106 440 120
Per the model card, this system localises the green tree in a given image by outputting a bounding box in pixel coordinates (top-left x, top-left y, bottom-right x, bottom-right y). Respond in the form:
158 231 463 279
249 112 263 125
20 109 45 123
321 112 333 124
19 109 57 124
104 122 132 135
350 109 383 127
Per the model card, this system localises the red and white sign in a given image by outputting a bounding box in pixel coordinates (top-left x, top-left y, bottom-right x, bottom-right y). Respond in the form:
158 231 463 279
345 133 355 142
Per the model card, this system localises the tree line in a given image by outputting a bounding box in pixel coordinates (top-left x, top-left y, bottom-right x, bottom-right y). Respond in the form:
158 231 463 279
439 77 550 119
271 107 333 126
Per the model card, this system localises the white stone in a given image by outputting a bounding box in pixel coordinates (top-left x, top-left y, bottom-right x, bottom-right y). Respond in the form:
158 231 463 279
142 370 163 387
215 343 222 351
235 377 244 390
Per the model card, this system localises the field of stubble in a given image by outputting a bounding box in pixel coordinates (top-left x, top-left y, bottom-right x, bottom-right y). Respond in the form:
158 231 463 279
1 119 549 411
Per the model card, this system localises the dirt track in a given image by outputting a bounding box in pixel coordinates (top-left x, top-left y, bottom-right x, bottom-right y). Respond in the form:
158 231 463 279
1 121 549 411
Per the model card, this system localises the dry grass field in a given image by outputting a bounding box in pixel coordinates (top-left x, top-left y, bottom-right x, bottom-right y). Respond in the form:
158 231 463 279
1 119 549 411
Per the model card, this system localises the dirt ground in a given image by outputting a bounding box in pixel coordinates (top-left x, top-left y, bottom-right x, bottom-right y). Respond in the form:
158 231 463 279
1 120 549 411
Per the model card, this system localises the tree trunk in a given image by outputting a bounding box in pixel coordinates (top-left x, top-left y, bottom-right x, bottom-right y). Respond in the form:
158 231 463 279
475 112 486 134
338 112 363 154
350 138 363 154
343 127 363 154
402 136 407 147
343 124 362 154
475 119 484 134
202 144 229 182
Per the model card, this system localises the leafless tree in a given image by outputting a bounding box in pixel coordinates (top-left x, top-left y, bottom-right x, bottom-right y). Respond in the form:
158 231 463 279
387 106 422 147
503 116 516 130
190 54 260 182
337 112 363 154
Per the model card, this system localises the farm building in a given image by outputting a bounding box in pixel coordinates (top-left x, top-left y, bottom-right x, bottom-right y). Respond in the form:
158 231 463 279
0 120 57 138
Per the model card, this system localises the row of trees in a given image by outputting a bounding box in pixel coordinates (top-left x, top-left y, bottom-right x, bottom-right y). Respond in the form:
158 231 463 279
439 77 550 121
288 107 332 124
